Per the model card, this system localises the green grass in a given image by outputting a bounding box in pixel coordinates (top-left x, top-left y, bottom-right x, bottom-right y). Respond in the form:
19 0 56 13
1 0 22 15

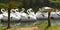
38 24 48 29
49 26 57 30
32 23 48 30
32 24 60 30
0 26 7 30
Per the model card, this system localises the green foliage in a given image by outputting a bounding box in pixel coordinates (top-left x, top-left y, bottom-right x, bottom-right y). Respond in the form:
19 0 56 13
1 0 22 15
0 0 60 11
0 0 23 9
49 0 60 4
0 3 8 8
7 1 23 8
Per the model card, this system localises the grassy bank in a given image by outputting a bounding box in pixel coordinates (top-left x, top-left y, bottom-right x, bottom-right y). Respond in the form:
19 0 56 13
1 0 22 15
0 24 60 30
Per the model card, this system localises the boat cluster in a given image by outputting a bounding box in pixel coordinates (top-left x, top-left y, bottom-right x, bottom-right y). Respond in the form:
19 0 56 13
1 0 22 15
0 7 60 21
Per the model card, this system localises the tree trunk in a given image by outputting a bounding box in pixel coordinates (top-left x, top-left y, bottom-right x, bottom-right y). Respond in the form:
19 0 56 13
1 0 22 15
48 12 51 26
7 9 10 28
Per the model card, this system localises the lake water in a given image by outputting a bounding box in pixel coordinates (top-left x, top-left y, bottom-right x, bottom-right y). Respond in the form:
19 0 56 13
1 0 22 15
0 19 60 26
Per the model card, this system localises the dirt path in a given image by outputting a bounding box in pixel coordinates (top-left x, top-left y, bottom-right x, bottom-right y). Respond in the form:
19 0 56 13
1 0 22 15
57 26 60 30
7 27 42 30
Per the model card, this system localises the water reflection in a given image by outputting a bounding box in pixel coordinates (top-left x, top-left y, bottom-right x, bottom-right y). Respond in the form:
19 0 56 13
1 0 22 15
0 19 60 26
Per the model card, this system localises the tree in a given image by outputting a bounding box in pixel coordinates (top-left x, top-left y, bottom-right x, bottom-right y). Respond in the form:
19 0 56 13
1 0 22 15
41 7 53 27
0 0 23 28
7 1 23 28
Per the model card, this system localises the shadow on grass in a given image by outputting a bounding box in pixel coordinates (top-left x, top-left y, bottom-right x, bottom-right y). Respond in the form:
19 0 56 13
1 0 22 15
3 28 7 30
45 25 50 30
3 27 12 30
0 27 8 30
